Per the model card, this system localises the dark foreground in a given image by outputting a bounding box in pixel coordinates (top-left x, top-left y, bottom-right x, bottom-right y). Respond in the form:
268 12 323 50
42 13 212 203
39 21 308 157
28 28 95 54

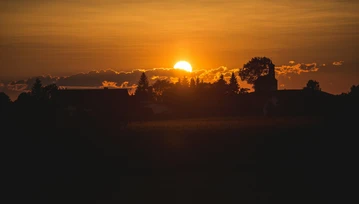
5 116 358 203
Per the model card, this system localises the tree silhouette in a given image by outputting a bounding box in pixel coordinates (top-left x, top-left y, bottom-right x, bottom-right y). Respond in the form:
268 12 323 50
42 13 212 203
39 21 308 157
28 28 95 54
217 74 226 85
175 78 181 87
0 92 11 113
349 85 359 97
239 88 250 94
0 92 10 104
214 74 228 95
190 78 196 88
135 72 152 101
304 80 321 91
195 77 200 86
181 76 189 87
147 85 155 100
43 84 58 100
136 72 149 92
229 72 239 95
14 92 33 109
153 79 172 101
31 78 43 99
135 72 149 97
239 57 274 85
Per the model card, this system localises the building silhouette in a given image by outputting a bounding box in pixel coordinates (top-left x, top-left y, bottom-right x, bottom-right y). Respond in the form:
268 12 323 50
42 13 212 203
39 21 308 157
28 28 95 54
254 63 278 92
54 88 130 119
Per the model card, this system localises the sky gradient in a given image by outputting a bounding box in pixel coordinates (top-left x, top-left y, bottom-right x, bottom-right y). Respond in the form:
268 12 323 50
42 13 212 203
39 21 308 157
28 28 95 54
1 0 358 98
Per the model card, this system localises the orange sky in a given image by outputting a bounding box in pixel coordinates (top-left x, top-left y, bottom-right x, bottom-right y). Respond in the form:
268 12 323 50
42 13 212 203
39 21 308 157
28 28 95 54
0 0 358 94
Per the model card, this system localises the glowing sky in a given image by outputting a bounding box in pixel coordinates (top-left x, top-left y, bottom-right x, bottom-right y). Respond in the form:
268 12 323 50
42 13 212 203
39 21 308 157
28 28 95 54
0 0 358 94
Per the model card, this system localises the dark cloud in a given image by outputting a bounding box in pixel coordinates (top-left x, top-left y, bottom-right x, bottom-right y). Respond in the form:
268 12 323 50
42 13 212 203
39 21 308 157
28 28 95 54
1 58 342 101
57 68 189 87
6 83 28 92
55 67 244 89
5 75 58 92
1 67 252 100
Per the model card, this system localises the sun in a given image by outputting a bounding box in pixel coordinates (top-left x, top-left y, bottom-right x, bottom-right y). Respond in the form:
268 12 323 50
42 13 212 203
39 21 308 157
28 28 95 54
174 61 192 72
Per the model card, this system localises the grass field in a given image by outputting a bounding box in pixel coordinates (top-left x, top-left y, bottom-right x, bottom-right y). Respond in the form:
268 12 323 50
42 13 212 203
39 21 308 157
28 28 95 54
8 116 357 204
127 116 321 131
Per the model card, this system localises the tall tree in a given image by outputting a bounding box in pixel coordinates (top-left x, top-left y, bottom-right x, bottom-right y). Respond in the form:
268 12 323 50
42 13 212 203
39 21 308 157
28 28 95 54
239 57 274 85
175 78 181 87
217 74 227 85
31 78 43 99
181 76 189 87
153 79 171 95
43 84 58 100
135 72 151 101
196 77 200 86
229 72 239 95
214 74 228 94
152 79 172 101
135 72 149 94
190 78 196 88
304 80 321 91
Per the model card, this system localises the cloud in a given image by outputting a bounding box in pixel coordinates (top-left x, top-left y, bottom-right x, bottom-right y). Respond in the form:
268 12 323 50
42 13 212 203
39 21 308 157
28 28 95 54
1 58 340 100
119 81 132 88
102 81 120 88
6 83 28 92
100 80 137 95
197 66 236 82
333 61 344 66
151 75 171 81
53 67 242 88
56 68 191 88
276 62 320 75
3 75 58 92
1 67 251 99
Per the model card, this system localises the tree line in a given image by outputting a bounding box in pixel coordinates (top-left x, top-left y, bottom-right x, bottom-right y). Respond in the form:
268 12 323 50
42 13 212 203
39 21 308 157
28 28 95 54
1 56 359 112
134 71 250 102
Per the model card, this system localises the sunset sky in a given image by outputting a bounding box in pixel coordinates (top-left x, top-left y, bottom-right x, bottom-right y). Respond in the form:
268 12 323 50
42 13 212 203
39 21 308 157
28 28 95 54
1 0 358 98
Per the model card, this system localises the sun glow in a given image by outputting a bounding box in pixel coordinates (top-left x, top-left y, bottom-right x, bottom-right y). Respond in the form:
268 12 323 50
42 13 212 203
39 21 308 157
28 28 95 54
174 61 192 72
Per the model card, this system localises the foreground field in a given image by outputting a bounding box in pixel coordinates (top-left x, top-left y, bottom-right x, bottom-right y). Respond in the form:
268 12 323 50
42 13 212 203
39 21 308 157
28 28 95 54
127 116 321 131
8 116 357 204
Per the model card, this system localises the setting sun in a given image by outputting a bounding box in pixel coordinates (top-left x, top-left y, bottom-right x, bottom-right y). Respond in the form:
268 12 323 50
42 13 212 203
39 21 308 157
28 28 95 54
174 61 192 72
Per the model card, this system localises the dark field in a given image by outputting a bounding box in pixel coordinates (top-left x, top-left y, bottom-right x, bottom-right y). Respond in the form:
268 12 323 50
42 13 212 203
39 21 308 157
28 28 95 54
7 116 358 203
